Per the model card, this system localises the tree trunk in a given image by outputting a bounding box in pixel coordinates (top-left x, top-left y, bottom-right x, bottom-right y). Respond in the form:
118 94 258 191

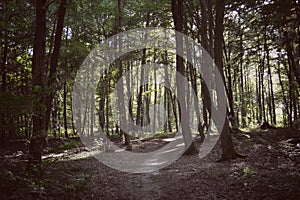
266 36 276 125
172 0 198 155
199 0 212 132
1 0 8 93
277 62 289 126
153 55 157 133
52 96 58 137
136 49 146 127
0 0 8 142
186 36 205 142
223 38 237 127
29 0 67 165
106 70 110 135
126 61 133 134
99 95 105 132
63 81 68 138
215 0 244 161
90 90 94 137
29 0 47 165
261 47 267 123
116 0 131 147
239 23 246 128
45 0 67 130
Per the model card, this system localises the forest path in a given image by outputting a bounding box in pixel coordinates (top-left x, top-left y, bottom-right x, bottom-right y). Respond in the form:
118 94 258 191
122 172 162 200
72 127 300 199
1 128 300 199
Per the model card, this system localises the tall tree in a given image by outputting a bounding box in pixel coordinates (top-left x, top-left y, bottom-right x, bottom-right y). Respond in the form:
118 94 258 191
172 0 198 155
29 0 47 164
0 0 9 142
215 0 244 160
29 0 67 164
116 0 131 147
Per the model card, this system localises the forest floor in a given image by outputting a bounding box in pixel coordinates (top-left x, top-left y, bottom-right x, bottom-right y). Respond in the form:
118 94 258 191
1 127 300 200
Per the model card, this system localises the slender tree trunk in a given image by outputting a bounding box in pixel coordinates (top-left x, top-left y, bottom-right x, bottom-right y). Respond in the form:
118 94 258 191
0 0 8 142
1 0 8 93
52 97 58 137
285 33 299 126
126 61 133 134
136 49 146 126
153 56 157 133
144 71 151 128
282 58 293 126
162 51 173 132
257 39 264 124
106 70 110 135
239 24 246 127
207 0 213 56
58 98 62 136
163 63 173 133
70 94 76 135
277 64 289 126
45 0 67 130
266 44 276 125
116 0 131 147
223 39 237 127
99 94 105 132
186 36 205 141
164 79 168 133
261 50 267 123
90 90 94 137
63 81 68 138
255 67 259 124
167 92 173 132
200 0 211 132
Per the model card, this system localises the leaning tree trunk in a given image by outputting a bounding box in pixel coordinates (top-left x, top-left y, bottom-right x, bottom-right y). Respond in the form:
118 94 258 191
45 0 67 130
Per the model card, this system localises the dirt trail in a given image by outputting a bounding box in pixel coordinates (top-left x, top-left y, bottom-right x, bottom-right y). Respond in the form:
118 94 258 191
79 128 300 199
122 173 162 200
1 128 300 199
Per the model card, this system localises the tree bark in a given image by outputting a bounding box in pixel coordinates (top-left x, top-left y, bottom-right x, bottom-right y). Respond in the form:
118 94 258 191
0 0 8 142
116 0 131 147
29 0 67 165
223 38 237 127
63 81 68 138
215 0 244 161
199 0 212 132
239 23 246 128
45 0 67 130
29 0 47 164
172 0 198 155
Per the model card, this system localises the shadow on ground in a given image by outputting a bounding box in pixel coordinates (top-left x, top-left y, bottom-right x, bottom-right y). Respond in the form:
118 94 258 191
1 127 300 199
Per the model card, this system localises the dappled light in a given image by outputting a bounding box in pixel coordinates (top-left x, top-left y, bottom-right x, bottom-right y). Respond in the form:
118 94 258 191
1 0 300 199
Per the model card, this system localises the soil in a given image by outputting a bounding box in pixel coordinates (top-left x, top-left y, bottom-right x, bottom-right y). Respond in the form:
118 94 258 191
1 127 300 200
